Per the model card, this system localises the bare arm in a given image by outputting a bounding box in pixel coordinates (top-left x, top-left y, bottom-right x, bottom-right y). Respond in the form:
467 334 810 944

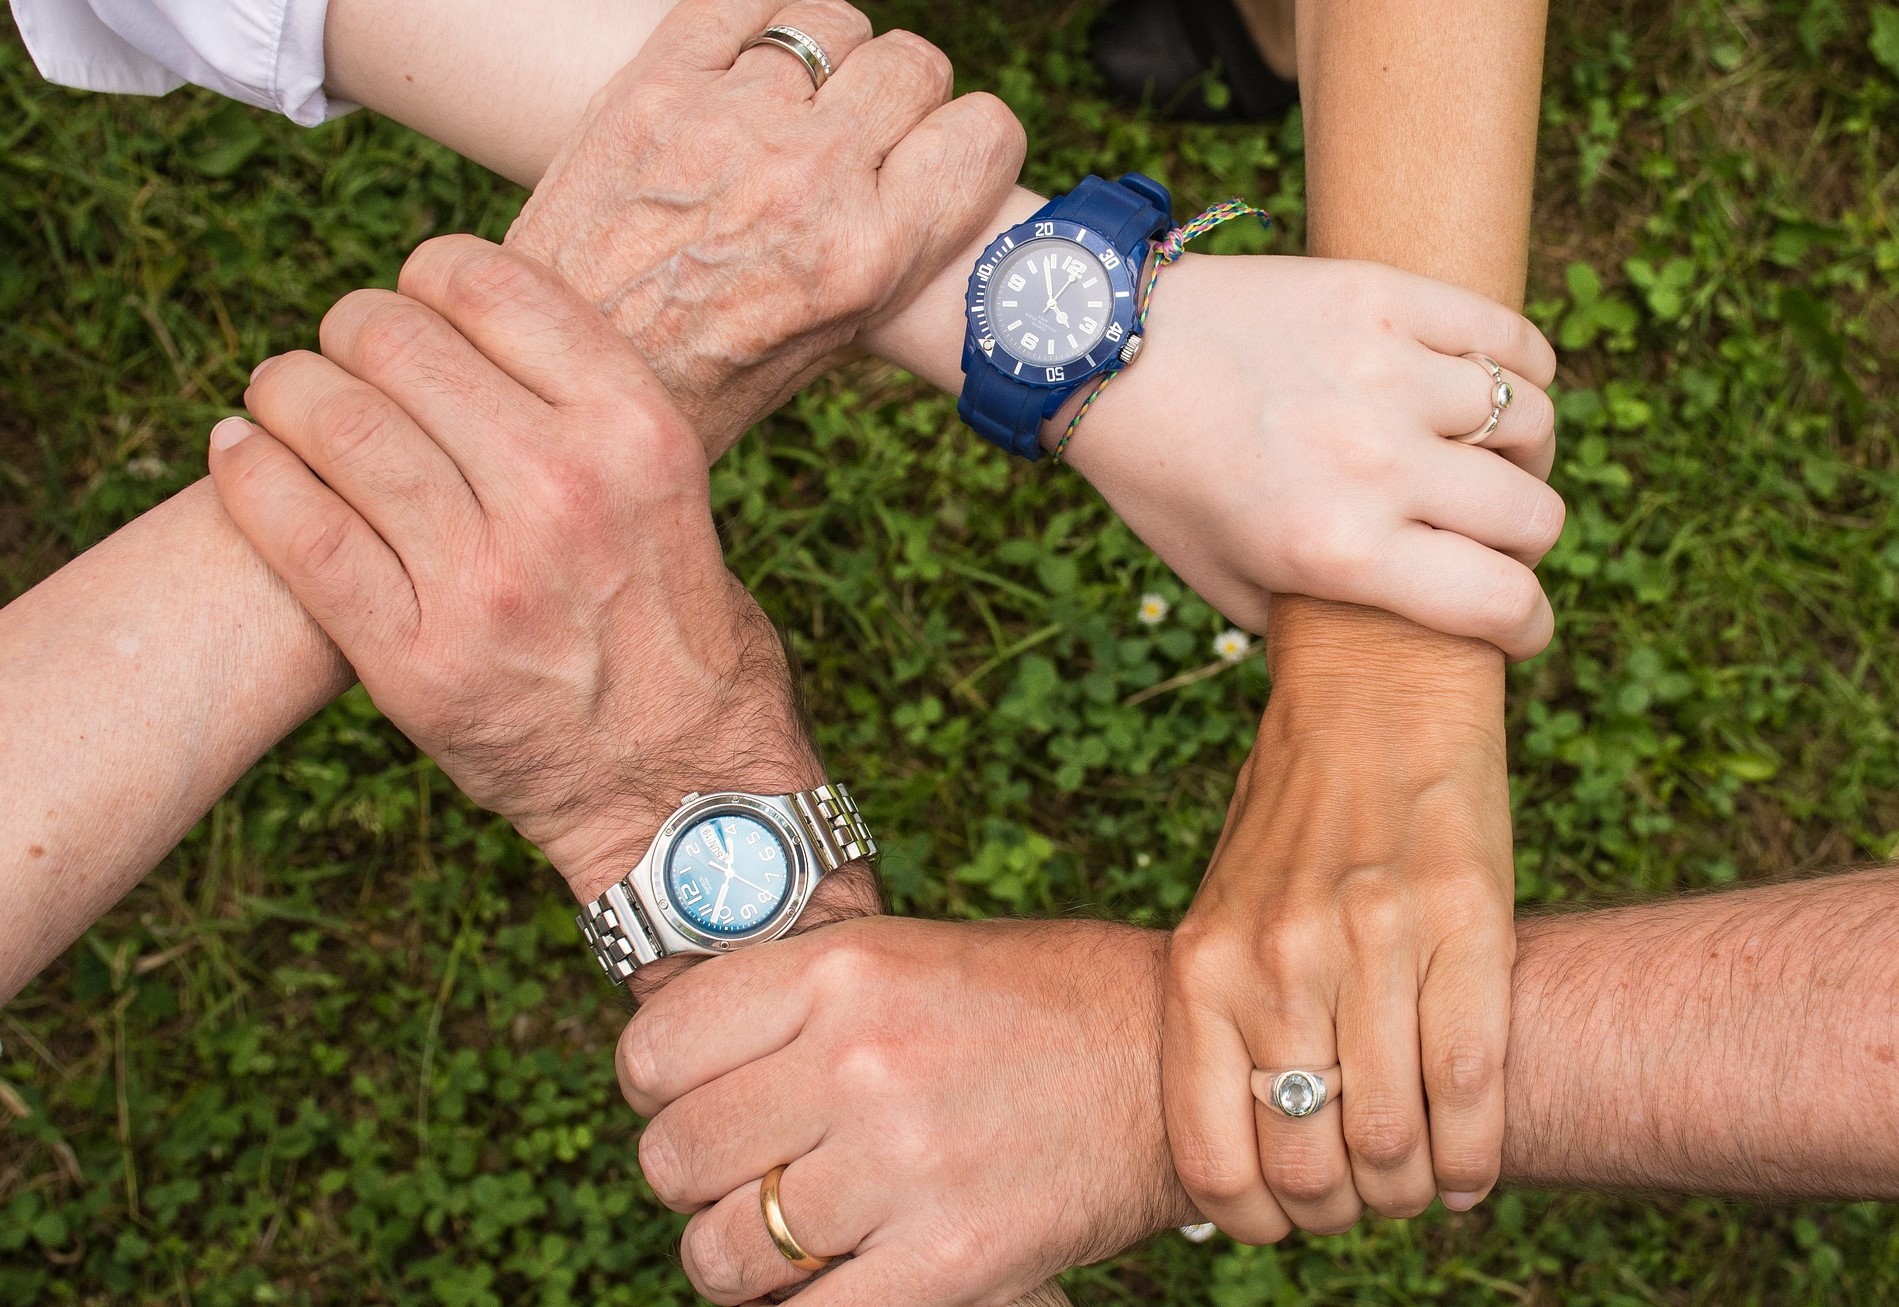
1504 869 1899 1197
0 482 351 999
1160 0 1555 1238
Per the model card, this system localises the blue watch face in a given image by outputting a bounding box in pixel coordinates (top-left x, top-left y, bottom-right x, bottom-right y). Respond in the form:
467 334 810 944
967 219 1142 388
982 238 1113 367
664 811 792 938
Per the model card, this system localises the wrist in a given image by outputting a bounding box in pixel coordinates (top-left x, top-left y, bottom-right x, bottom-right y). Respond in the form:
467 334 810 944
537 746 826 905
859 186 1043 393
1266 597 1503 724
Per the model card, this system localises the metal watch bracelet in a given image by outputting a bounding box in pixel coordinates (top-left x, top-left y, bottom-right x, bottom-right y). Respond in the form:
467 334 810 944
575 782 876 985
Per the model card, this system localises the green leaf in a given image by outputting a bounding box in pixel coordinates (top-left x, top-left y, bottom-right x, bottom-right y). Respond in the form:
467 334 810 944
1871 6 1899 79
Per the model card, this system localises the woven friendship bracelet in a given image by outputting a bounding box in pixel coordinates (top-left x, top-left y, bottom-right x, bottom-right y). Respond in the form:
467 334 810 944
1051 199 1274 464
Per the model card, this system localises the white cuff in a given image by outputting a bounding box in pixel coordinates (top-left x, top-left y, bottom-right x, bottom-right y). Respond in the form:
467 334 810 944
10 0 357 126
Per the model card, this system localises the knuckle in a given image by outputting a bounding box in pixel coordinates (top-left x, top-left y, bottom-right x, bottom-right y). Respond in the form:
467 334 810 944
962 91 1027 163
1523 484 1567 559
1257 911 1331 989
1435 1150 1501 1194
1173 1142 1263 1207
681 1219 746 1302
1311 522 1384 584
877 29 954 99
1337 873 1408 950
476 570 531 627
1334 422 1402 481
1166 921 1241 998
636 1124 688 1207
806 930 888 1000
1429 1039 1502 1106
285 510 353 580
442 245 541 324
617 1017 666 1107
347 299 440 375
1267 1154 1345 1206
311 389 395 469
812 0 874 45
1477 565 1543 638
532 456 613 532
833 1032 904 1101
1346 1100 1424 1171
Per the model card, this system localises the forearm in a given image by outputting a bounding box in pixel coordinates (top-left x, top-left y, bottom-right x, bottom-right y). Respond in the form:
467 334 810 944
1270 0 1549 673
0 480 349 1000
1503 867 1899 1197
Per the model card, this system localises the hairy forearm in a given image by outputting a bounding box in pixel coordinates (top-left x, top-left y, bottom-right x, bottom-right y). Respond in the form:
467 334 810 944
1503 868 1899 1197
0 481 350 999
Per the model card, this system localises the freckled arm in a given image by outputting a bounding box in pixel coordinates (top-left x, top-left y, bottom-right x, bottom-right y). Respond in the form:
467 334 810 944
0 482 350 1001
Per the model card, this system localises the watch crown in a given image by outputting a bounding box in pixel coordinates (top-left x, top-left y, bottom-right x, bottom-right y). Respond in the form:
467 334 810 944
1118 333 1144 365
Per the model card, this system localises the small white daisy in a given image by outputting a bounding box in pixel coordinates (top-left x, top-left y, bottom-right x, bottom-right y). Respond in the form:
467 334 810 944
1136 593 1170 626
1213 628 1252 662
1179 1222 1219 1243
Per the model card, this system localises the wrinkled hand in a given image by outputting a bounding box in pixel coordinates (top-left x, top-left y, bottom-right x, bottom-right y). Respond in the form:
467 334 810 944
1163 605 1516 1239
207 237 824 903
506 0 1024 453
1054 254 1564 657
620 917 1195 1306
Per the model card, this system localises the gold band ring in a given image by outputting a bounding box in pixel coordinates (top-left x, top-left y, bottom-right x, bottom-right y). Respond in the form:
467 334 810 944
760 1164 830 1272
1452 352 1515 444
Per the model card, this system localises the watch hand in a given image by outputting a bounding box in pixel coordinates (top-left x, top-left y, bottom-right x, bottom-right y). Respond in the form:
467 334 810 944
1044 260 1055 307
727 868 771 895
708 872 733 923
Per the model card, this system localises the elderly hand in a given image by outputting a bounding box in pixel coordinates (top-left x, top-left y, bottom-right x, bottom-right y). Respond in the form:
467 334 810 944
206 238 862 916
1163 605 1516 1240
505 0 1024 454
620 917 1195 1307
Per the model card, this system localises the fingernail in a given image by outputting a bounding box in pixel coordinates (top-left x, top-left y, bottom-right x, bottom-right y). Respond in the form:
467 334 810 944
209 417 253 451
1441 1191 1484 1212
249 356 277 383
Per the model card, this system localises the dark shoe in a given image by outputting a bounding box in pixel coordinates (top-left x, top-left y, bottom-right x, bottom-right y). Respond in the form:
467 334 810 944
1090 0 1299 123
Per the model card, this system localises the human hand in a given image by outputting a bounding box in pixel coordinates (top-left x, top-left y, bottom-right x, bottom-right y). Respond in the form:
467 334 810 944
1163 604 1516 1239
620 917 1195 1306
206 236 841 907
505 0 1024 455
1057 254 1564 658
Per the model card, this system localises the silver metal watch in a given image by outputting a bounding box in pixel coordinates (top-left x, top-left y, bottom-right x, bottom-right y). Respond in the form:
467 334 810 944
576 783 876 985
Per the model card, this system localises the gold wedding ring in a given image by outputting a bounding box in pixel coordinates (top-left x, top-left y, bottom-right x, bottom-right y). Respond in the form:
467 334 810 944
1452 352 1515 444
741 25 834 92
760 1164 831 1272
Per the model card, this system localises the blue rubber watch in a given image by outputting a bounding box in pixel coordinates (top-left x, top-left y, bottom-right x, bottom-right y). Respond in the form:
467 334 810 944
958 173 1173 461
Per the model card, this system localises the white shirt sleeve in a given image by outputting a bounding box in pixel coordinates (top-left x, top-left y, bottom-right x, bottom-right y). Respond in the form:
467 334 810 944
10 0 354 126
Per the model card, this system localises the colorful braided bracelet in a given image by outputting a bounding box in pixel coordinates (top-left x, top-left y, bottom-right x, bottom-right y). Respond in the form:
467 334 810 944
1051 198 1274 465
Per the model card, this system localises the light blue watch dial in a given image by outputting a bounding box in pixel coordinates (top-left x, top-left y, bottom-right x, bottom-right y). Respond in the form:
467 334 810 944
665 812 791 937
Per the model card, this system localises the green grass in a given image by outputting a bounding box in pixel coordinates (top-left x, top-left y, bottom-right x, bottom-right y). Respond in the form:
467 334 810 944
2 0 1897 1302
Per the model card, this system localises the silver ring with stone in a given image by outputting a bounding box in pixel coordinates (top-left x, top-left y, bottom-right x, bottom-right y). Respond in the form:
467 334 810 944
1451 352 1514 444
740 25 834 92
1250 1066 1337 1119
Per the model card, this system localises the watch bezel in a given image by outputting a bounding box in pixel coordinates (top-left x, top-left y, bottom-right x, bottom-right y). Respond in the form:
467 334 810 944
646 793 815 953
965 218 1143 389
